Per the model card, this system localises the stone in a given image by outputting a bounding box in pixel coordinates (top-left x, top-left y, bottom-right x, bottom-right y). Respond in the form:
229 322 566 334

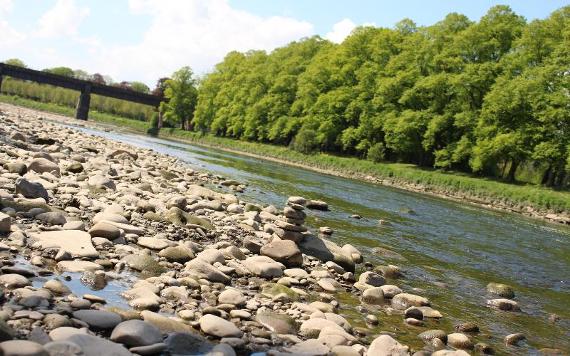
418 329 447 343
28 158 59 175
362 287 384 304
185 258 230 283
43 314 71 330
158 245 194 263
66 334 131 356
35 212 67 225
48 327 88 341
299 318 345 338
505 333 525 346
199 314 243 338
164 332 213 355
358 271 385 287
306 200 329 211
195 249 225 264
367 335 409 356
242 256 284 278
255 310 297 334
15 178 48 200
110 320 162 347
0 319 15 341
487 282 515 299
88 222 121 239
447 333 473 350
43 341 83 356
487 298 521 311
286 339 330 355
63 220 85 230
391 293 429 310
0 212 11 233
4 162 27 175
380 285 402 298
30 230 98 258
56 261 102 273
137 236 171 250
0 340 48 356
404 307 423 320
261 283 298 301
72 310 122 330
260 239 303 267
0 274 31 289
122 254 165 275
218 289 246 306
140 311 195 334
88 175 116 190
67 162 84 173
298 235 355 272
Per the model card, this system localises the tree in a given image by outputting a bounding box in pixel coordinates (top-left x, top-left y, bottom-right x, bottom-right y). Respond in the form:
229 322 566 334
162 66 197 130
4 58 26 67
43 67 74 77
130 81 150 93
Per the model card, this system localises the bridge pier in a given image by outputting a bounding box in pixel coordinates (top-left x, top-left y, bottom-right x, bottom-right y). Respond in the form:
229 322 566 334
75 85 91 120
0 66 4 94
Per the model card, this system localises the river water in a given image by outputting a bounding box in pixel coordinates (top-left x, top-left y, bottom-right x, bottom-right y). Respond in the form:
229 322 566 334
75 125 570 355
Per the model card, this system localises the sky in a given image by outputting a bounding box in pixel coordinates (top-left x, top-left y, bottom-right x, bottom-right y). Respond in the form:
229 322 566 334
0 0 567 86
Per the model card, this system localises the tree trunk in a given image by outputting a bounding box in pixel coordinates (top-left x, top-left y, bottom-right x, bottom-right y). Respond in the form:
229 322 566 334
506 160 519 182
541 165 553 186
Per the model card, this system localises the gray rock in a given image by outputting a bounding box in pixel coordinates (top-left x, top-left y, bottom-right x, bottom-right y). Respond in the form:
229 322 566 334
164 332 214 355
199 315 243 338
65 334 131 356
260 239 303 267
255 310 297 334
30 230 98 258
72 310 122 330
185 258 230 283
158 246 194 263
88 222 121 239
367 335 409 355
36 212 67 225
88 175 116 190
242 256 284 278
28 158 60 175
0 274 31 289
43 341 83 356
358 271 385 287
487 282 515 299
218 289 246 306
447 333 473 350
0 319 15 341
110 320 162 347
391 293 430 310
15 178 48 200
0 212 12 233
0 340 48 356
362 287 384 304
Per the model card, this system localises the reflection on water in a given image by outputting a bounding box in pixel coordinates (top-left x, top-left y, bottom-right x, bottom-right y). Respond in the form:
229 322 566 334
73 125 570 354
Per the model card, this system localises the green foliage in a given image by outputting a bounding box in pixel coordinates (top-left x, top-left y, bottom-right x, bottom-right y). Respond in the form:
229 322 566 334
43 67 74 77
367 142 386 163
130 81 150 93
291 128 318 154
162 66 197 130
4 58 26 67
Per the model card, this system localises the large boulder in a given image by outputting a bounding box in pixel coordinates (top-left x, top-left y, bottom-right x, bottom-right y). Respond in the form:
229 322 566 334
242 256 284 278
29 230 98 258
260 239 303 267
110 320 162 347
298 235 355 272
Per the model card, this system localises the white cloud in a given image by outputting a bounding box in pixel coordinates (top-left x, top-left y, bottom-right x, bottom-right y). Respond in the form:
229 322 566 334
326 18 356 44
35 0 90 38
325 18 376 44
0 0 13 17
92 0 314 84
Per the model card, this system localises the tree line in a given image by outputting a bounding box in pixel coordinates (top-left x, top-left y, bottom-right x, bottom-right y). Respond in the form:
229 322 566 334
172 5 567 187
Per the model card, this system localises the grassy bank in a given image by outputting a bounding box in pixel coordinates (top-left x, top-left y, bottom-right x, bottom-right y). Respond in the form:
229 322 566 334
2 94 569 215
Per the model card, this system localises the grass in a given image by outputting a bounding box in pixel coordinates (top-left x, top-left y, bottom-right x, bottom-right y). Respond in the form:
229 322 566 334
2 94 569 214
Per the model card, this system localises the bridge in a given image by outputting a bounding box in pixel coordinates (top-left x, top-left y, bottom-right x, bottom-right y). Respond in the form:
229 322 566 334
0 62 163 120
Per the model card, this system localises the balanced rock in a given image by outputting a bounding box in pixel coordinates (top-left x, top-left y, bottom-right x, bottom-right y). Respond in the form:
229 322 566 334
260 239 303 267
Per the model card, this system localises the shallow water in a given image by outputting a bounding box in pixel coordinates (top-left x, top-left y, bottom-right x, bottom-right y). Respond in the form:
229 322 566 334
73 125 570 354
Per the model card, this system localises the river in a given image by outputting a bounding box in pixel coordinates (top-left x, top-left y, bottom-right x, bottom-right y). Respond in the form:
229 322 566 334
75 125 570 355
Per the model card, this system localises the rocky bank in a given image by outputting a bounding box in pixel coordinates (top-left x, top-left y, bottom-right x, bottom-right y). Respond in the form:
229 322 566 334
0 105 563 356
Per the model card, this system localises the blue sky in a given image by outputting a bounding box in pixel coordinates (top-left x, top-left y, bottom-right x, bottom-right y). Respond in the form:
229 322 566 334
0 0 567 85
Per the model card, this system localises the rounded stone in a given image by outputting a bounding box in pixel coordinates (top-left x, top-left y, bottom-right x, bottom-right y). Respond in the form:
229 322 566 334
110 320 163 347
0 340 48 356
199 314 243 338
72 310 122 330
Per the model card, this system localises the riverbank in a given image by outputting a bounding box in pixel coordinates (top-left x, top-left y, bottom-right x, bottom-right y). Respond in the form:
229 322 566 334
1 96 569 224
